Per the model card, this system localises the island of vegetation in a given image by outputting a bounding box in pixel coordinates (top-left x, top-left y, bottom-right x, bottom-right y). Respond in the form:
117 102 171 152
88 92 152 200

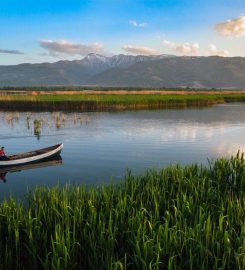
1 87 245 111
0 154 244 269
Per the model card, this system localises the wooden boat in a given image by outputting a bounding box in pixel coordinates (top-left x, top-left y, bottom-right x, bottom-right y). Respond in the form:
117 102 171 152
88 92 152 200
0 144 63 167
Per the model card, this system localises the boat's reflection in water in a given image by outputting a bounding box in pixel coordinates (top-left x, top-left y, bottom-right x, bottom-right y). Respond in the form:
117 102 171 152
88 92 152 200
0 156 63 182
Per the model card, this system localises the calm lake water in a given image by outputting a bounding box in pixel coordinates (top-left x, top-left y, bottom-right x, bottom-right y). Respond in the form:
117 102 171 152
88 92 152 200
0 103 245 200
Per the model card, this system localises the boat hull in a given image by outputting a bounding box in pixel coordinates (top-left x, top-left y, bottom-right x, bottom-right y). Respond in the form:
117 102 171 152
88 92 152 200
0 144 63 167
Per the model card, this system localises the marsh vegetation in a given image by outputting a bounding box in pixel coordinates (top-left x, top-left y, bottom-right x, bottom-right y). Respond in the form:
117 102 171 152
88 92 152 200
0 154 244 269
1 91 245 111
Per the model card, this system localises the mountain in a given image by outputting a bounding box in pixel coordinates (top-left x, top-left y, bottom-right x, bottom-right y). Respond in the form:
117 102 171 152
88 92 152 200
79 53 174 71
88 56 245 88
0 54 245 88
0 53 173 86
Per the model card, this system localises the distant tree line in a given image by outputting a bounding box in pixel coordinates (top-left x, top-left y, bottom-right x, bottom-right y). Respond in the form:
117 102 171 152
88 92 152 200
0 86 235 92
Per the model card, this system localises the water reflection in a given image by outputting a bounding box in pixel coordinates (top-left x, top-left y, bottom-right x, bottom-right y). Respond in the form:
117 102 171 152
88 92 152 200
1 112 92 140
5 112 20 126
214 142 245 156
0 157 63 183
0 103 245 200
0 172 7 183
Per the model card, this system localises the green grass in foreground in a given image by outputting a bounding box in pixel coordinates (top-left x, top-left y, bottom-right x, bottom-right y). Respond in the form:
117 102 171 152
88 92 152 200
0 154 244 269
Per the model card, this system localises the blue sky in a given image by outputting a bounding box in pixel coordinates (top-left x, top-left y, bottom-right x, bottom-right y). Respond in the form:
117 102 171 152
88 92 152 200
1 0 245 64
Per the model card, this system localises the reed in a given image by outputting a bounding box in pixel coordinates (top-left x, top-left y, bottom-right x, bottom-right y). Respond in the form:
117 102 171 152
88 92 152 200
33 119 42 139
0 93 245 111
0 154 244 269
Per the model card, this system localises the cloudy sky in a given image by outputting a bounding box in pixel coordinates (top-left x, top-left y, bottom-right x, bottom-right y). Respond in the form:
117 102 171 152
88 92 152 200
1 0 245 65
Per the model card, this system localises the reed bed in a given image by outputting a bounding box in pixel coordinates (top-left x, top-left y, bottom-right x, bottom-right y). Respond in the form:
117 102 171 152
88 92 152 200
0 93 245 111
0 154 244 269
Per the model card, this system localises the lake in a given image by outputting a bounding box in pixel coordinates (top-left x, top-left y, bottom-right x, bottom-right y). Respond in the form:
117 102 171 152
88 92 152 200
0 103 245 200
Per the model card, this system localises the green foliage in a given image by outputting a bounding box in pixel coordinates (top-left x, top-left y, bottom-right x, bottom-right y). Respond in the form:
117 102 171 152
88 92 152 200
0 154 244 269
0 86 225 91
1 92 245 111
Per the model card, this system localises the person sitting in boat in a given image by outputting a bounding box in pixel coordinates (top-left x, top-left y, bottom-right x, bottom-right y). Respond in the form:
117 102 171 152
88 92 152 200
0 147 8 160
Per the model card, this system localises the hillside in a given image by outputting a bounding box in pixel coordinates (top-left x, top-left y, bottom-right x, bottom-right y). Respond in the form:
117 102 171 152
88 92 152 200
0 54 245 88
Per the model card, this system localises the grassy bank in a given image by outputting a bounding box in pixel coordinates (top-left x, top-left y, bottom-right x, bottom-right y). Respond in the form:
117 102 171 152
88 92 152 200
1 92 245 111
0 154 244 269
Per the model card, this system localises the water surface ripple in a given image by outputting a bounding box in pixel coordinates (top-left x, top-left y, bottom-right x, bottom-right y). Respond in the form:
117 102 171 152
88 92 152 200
0 103 245 200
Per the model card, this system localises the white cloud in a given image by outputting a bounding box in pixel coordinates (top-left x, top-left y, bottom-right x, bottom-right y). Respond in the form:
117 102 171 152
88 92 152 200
39 40 104 56
163 39 230 57
0 49 24 55
122 45 158 55
206 44 230 57
214 16 245 37
163 40 199 56
129 20 148 28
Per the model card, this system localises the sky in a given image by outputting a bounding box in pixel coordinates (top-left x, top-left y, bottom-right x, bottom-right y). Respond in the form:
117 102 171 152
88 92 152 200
1 0 245 65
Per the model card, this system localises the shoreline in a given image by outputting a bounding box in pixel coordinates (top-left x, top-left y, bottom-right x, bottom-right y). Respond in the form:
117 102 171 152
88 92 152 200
0 91 245 112
1 91 245 111
0 99 221 112
2 88 245 95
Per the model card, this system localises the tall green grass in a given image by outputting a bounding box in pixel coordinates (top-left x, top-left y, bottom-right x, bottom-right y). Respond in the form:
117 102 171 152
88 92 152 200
1 93 245 111
0 154 244 269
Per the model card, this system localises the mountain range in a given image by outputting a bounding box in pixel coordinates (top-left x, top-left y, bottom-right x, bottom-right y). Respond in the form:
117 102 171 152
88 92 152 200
1 53 245 88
